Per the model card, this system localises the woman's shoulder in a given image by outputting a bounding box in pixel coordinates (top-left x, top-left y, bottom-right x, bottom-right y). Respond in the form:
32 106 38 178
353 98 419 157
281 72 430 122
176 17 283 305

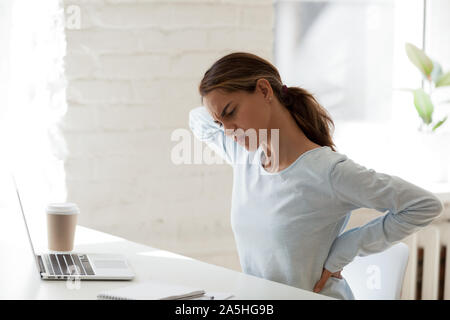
305 145 349 169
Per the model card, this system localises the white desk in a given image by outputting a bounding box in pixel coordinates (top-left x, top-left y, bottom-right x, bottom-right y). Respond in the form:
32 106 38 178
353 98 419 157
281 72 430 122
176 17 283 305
0 203 335 300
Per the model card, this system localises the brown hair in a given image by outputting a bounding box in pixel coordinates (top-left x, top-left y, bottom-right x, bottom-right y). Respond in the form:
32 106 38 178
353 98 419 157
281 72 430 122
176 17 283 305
198 52 337 152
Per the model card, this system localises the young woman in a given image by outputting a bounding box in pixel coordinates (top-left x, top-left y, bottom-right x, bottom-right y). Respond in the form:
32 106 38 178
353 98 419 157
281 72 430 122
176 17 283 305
189 52 443 300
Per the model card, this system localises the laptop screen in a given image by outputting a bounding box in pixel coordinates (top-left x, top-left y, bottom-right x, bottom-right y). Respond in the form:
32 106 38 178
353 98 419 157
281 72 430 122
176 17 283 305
10 173 42 274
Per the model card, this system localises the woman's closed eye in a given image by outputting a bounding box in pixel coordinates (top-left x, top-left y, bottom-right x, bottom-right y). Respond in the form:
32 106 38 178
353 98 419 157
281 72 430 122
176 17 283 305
214 108 236 127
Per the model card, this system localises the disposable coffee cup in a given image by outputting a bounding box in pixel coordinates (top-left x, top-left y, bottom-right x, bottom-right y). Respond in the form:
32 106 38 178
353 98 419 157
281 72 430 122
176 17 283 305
46 202 79 252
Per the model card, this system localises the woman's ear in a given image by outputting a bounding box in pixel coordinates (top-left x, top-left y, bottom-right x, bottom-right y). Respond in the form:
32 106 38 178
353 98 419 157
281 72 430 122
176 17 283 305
256 78 272 101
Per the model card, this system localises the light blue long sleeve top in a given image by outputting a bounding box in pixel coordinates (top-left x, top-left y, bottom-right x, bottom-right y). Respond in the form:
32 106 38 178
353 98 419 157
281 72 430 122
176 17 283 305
188 106 444 300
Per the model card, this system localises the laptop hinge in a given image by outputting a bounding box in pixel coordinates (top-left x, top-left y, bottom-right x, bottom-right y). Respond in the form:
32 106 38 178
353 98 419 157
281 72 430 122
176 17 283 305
37 255 46 274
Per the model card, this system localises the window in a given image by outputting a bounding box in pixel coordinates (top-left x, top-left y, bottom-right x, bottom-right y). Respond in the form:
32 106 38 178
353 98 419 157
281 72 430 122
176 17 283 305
274 0 424 124
0 0 67 231
273 0 433 182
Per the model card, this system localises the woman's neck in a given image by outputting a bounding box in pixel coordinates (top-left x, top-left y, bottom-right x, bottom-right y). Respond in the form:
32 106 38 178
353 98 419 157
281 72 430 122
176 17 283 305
261 101 320 173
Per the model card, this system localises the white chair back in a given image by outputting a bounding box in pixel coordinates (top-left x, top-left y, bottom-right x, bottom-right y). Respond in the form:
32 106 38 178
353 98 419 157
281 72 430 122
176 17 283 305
341 242 409 299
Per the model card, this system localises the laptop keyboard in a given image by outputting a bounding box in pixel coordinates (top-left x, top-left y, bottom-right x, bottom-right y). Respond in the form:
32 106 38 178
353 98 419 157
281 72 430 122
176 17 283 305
44 253 95 276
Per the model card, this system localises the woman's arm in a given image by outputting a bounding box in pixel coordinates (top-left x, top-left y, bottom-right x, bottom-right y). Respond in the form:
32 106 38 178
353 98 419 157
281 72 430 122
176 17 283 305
323 156 444 274
189 106 238 166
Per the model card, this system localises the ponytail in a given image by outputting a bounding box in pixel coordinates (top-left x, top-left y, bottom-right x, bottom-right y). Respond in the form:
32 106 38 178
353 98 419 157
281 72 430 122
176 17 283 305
279 85 336 152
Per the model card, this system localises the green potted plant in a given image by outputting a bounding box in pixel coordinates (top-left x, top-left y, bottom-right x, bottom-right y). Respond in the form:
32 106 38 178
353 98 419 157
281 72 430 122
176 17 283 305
404 42 450 133
391 43 450 185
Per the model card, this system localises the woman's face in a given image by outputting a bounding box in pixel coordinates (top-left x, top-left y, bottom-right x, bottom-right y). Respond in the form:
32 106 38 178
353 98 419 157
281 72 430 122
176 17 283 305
202 80 272 151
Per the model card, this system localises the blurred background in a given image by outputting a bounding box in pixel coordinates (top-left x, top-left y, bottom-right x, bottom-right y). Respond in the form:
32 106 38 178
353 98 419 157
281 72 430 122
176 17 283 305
0 0 449 299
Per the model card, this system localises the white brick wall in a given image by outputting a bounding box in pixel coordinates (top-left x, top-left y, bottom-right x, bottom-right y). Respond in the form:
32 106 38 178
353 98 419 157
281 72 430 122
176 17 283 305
62 0 274 272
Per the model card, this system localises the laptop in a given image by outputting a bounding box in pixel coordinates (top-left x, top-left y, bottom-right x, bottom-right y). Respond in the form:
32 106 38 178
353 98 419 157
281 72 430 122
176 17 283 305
12 175 135 281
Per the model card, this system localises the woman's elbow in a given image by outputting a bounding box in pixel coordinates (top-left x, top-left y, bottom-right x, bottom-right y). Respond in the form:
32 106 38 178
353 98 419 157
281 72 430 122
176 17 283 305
428 195 444 219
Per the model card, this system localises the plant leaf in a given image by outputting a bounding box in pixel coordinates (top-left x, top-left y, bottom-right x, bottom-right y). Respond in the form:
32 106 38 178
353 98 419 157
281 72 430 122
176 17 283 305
432 115 448 131
413 88 434 124
436 72 450 87
405 43 434 77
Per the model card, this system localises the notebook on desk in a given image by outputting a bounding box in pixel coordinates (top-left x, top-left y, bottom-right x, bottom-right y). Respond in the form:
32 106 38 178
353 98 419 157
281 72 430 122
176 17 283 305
97 280 234 300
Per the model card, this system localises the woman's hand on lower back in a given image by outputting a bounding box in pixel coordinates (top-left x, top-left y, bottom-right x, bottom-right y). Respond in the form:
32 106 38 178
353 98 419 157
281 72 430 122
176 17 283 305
313 268 343 293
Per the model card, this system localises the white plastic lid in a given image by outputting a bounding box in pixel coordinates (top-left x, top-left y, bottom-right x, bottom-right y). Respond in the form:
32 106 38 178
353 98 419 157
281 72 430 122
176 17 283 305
46 202 80 215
